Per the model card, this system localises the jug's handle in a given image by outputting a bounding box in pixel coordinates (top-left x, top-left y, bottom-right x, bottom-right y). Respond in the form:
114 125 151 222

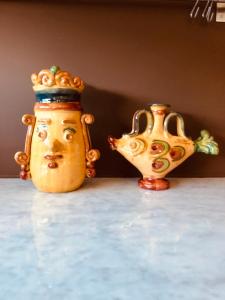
14 114 36 179
128 109 153 137
164 112 187 138
81 114 100 178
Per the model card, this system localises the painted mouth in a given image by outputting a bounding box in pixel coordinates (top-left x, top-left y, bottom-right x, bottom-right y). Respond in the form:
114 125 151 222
44 154 63 160
44 154 63 169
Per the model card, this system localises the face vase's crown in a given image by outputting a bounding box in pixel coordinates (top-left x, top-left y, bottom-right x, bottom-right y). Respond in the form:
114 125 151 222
31 66 85 103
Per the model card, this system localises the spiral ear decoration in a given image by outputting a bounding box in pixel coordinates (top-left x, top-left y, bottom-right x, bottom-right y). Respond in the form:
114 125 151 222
86 149 101 162
81 114 100 177
14 152 29 166
14 114 36 180
14 152 30 180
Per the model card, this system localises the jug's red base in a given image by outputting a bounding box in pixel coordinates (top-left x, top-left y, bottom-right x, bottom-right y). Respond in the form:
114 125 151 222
138 178 169 191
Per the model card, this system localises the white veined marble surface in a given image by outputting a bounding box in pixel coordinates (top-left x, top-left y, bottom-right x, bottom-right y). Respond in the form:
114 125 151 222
0 178 224 300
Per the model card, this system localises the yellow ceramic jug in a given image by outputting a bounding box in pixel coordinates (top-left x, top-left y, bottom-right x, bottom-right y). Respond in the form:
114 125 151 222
108 104 219 190
15 66 100 192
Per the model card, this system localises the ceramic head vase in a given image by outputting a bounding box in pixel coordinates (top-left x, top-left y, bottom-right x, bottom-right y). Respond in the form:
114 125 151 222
108 104 219 190
15 66 100 192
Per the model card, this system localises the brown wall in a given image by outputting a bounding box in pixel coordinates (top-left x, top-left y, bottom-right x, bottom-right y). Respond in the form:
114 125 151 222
0 1 224 178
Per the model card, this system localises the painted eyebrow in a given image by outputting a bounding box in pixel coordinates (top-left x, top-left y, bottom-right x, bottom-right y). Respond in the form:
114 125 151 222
37 118 51 124
61 120 76 125
63 127 76 133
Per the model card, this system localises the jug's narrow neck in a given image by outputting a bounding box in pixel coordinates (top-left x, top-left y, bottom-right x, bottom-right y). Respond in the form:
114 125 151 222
150 104 170 135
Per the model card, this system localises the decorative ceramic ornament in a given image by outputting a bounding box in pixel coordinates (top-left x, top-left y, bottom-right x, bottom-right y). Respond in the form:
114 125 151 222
108 104 219 191
15 66 100 192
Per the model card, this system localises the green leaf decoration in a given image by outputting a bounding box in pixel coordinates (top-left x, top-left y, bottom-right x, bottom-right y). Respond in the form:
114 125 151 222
50 65 60 74
195 130 219 155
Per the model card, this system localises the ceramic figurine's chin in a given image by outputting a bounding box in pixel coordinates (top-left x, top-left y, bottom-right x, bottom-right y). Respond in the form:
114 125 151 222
44 154 63 169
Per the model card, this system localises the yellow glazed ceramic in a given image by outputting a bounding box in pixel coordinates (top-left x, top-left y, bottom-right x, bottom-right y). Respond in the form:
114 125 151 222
15 66 100 192
108 104 219 190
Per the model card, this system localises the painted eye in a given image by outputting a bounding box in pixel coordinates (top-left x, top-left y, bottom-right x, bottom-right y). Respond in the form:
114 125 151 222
38 130 47 141
65 133 73 141
64 128 76 142
37 124 48 141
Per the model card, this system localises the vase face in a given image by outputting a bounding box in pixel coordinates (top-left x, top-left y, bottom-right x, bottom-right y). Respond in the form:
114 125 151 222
14 66 100 192
30 109 86 192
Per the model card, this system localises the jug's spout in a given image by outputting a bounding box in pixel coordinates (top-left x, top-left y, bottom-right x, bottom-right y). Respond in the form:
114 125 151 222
150 104 170 136
108 136 118 150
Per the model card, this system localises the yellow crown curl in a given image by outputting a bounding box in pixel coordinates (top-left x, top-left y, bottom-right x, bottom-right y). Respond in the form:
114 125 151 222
31 66 85 93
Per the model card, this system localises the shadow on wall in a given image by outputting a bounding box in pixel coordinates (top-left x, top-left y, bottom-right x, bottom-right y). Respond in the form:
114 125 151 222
82 85 142 177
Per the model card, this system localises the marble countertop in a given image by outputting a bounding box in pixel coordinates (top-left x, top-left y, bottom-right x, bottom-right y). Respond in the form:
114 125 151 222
0 178 225 300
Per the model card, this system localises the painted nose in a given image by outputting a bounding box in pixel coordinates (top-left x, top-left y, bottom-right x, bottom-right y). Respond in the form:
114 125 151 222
45 138 62 152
